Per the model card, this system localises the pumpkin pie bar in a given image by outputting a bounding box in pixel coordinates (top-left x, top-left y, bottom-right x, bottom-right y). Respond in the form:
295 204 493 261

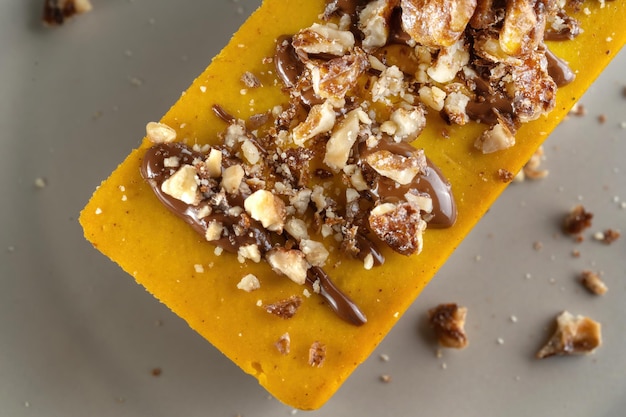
80 0 626 409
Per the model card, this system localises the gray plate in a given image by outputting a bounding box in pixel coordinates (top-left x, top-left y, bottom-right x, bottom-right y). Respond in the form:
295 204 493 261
2 1 625 416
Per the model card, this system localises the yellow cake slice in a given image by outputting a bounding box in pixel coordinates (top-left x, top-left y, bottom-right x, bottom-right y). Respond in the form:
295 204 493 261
80 0 626 410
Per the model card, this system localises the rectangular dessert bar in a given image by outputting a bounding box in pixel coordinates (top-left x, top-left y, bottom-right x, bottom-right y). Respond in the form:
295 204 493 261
80 0 625 410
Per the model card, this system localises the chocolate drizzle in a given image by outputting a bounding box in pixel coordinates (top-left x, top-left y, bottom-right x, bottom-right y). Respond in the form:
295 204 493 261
141 142 367 326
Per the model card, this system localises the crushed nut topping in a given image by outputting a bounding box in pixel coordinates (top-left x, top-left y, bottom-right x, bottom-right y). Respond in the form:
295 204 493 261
536 311 602 358
264 295 303 319
140 0 588 325
308 341 327 367
428 303 469 349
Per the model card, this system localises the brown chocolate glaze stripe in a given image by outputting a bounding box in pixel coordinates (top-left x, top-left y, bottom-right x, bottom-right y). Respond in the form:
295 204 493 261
307 266 367 326
545 47 576 87
141 142 367 326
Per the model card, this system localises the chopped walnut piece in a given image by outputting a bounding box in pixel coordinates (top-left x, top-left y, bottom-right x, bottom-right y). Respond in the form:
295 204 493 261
241 71 262 88
292 23 355 57
427 38 470 83
264 296 303 319
517 145 549 181
580 270 608 295
221 164 245 194
310 49 370 102
500 0 545 56
237 274 261 292
364 149 426 185
324 109 366 171
43 0 92 26
369 202 426 256
244 190 286 233
308 341 327 367
358 0 395 51
292 101 336 146
497 168 515 182
562 205 593 235
536 311 602 358
161 165 199 205
275 332 291 355
599 229 621 244
474 120 516 153
400 0 477 47
428 303 469 349
146 122 177 144
266 248 310 285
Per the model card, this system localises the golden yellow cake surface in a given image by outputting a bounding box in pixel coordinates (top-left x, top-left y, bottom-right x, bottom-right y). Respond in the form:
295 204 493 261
80 0 626 410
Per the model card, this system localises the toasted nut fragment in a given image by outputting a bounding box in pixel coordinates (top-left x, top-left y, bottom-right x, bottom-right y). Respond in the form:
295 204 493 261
364 149 426 185
519 145 549 180
388 105 426 142
308 341 327 367
264 295 303 319
580 270 608 295
220 164 245 194
238 244 262 263
146 121 177 144
428 303 469 349
43 0 92 26
285 218 310 241
443 91 470 125
400 0 477 47
497 168 515 182
241 140 260 165
240 71 262 88
500 0 543 56
418 85 446 111
237 273 261 292
427 38 470 83
562 205 593 235
292 23 355 57
161 165 199 205
536 311 602 358
358 0 395 51
300 239 330 267
371 65 405 103
292 101 336 146
205 220 224 241
600 229 621 244
369 201 426 255
266 248 309 285
310 48 369 102
275 332 291 355
244 190 286 233
324 109 366 171
205 148 223 178
474 121 516 153
511 52 557 123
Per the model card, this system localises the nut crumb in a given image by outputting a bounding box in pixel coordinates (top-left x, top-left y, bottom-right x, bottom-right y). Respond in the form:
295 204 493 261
241 71 262 88
43 0 92 26
428 303 468 349
308 341 326 367
536 311 602 358
599 229 621 244
580 270 608 295
275 332 291 355
34 177 47 188
264 295 302 319
497 168 514 182
562 205 593 235
380 374 392 383
151 367 162 377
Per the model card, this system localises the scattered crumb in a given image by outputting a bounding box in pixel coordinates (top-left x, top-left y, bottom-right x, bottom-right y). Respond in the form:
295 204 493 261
275 332 291 355
533 241 543 251
380 374 392 383
562 205 593 236
241 71 262 88
536 311 602 358
497 168 514 183
42 0 92 26
597 114 607 124
95 207 102 215
264 296 302 319
580 270 608 295
193 264 205 273
569 102 587 117
428 303 469 349
571 249 581 258
510 315 518 323
441 362 448 370
497 337 505 345
236 274 260 292
516 146 549 181
34 177 47 188
596 229 621 244
151 367 162 377
379 353 390 362
308 341 326 368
